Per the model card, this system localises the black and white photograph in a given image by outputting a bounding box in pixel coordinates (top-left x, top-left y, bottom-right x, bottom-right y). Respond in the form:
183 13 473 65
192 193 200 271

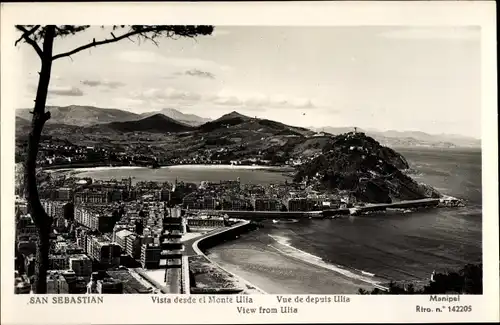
1 2 498 324
12 24 484 296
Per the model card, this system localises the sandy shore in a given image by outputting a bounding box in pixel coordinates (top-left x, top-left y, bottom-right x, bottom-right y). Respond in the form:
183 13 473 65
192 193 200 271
207 246 378 294
45 164 293 179
46 164 291 173
47 166 144 173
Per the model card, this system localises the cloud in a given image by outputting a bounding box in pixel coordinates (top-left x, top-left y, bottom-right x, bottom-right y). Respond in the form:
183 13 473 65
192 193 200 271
130 87 319 111
213 96 242 106
117 51 231 71
183 69 215 79
80 79 125 89
378 27 480 41
49 86 84 97
210 92 318 110
134 87 201 102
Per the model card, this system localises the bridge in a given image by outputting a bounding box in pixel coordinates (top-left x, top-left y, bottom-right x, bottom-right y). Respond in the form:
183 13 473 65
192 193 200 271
182 198 442 219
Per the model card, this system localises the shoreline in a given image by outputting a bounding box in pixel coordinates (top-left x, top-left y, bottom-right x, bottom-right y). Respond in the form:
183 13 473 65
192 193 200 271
192 221 385 294
42 163 293 173
266 234 389 290
191 221 268 294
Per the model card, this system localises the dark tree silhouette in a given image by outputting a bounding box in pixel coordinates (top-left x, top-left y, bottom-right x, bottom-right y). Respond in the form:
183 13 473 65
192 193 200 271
358 264 483 295
63 202 74 220
15 25 214 293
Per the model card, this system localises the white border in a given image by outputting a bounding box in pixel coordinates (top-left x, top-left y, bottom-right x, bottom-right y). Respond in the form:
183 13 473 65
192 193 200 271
1 1 498 324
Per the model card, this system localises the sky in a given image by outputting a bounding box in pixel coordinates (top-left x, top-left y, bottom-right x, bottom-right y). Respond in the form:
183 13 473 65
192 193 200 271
16 26 481 138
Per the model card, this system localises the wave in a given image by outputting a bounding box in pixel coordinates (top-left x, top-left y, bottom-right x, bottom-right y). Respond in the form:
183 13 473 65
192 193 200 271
267 234 387 289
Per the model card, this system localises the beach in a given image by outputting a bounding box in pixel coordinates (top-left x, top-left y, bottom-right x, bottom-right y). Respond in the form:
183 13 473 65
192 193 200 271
206 242 378 294
166 164 291 170
53 164 292 185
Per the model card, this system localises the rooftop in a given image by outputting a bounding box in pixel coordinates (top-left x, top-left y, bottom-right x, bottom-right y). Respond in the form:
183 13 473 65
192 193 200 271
115 229 133 238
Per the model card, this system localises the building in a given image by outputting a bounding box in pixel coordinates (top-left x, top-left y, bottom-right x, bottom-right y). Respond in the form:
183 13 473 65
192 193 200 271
252 198 282 211
75 227 90 253
69 254 92 277
221 198 251 211
112 225 134 242
157 188 171 202
42 200 65 219
14 273 31 294
182 193 203 210
114 229 133 250
47 271 69 294
140 243 162 269
57 270 87 294
169 207 182 219
287 198 316 211
15 199 29 215
48 254 69 270
96 278 123 294
16 215 37 239
75 205 115 233
125 234 143 260
158 214 184 270
87 235 121 267
219 180 241 191
54 242 84 255
17 240 36 257
74 190 110 204
57 188 73 201
203 196 216 210
187 217 225 230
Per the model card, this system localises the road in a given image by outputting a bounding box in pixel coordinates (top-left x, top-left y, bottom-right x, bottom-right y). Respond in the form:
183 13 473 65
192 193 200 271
183 221 250 256
183 198 442 219
164 268 181 294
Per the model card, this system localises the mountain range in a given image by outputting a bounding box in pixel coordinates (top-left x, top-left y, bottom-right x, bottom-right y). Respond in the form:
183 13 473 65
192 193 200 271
15 105 480 148
139 108 211 126
16 105 140 126
16 106 210 127
311 127 480 148
86 114 193 134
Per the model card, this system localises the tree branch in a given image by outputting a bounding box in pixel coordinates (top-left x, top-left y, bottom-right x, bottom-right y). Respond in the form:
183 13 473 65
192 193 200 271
52 27 162 61
15 25 43 58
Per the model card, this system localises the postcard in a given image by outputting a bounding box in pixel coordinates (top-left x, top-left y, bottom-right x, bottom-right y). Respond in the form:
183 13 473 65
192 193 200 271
1 1 498 324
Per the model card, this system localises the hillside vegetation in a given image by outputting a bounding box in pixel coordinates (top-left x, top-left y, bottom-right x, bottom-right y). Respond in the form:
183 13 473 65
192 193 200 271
294 132 441 203
16 109 443 202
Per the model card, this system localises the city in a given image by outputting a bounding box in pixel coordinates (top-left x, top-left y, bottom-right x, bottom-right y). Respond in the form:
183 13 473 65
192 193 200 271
15 168 360 295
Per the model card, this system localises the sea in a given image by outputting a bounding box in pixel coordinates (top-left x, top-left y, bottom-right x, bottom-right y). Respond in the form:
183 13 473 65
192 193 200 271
69 147 483 294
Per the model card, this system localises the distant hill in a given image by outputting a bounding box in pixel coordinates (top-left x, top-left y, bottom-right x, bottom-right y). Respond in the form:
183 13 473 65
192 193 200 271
140 108 211 127
15 116 30 128
198 111 313 137
311 127 480 148
89 113 194 134
16 105 141 126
